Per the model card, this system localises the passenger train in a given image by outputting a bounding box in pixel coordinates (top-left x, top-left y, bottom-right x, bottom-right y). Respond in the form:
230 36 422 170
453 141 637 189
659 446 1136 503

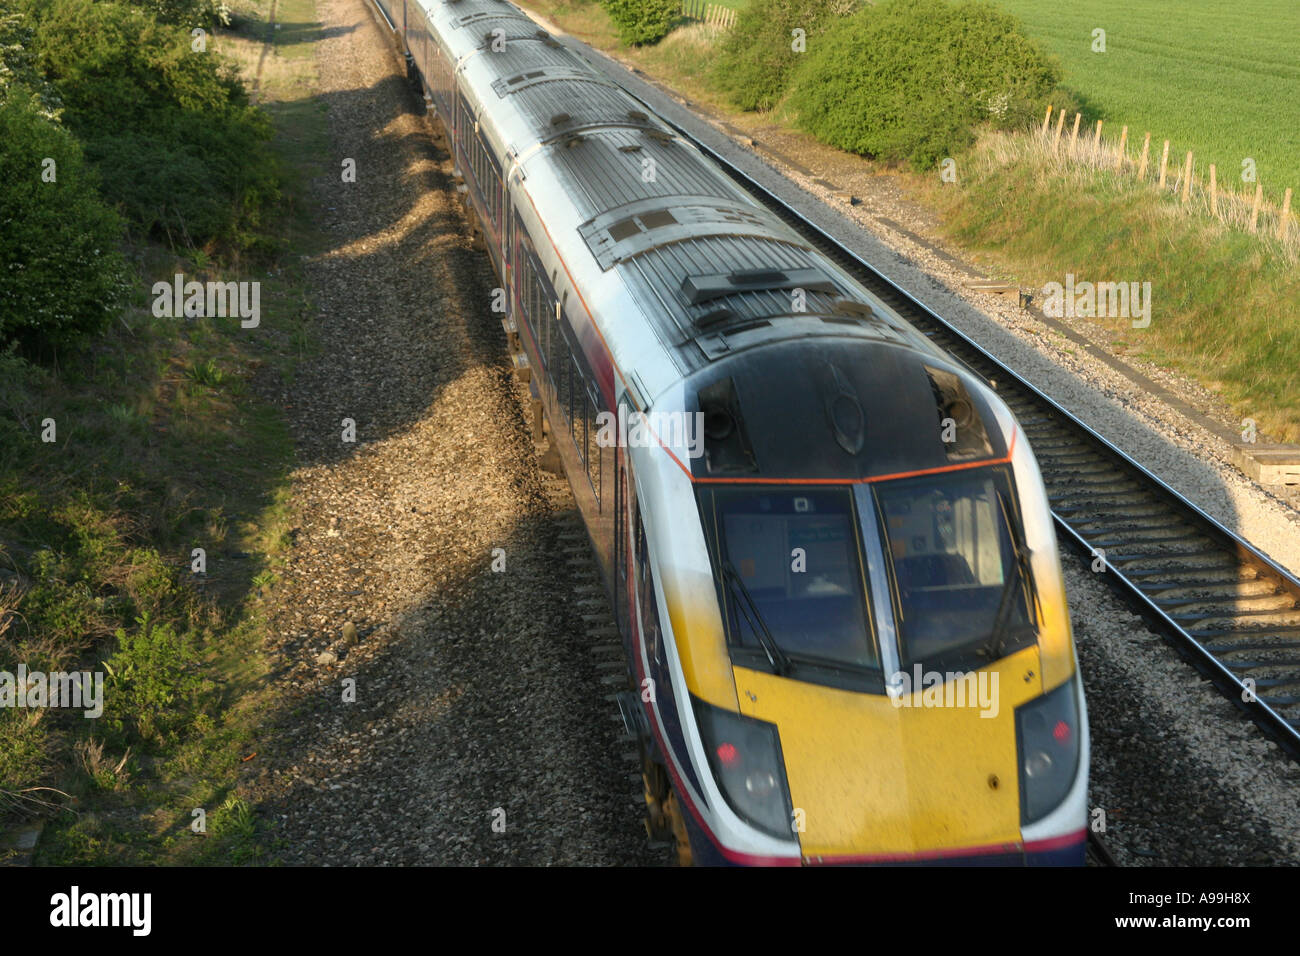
368 0 1089 865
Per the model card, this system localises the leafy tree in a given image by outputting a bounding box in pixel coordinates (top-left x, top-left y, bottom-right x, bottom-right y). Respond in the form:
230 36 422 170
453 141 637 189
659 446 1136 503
0 0 61 115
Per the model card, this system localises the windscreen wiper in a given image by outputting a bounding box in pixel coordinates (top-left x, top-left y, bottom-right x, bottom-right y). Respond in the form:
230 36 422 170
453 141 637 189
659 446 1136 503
722 561 794 677
978 490 1040 662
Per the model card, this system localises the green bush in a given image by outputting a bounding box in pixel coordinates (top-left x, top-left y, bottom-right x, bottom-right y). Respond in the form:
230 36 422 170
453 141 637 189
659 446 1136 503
103 613 210 746
788 0 1060 169
0 709 49 796
0 90 129 351
26 0 279 249
714 0 861 112
602 0 680 46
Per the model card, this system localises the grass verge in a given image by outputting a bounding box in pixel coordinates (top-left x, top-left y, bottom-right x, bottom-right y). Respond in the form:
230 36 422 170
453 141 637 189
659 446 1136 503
0 0 327 864
917 131 1300 442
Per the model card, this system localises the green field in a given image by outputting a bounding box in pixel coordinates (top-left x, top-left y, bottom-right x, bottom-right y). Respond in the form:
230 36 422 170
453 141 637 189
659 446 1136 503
994 0 1300 191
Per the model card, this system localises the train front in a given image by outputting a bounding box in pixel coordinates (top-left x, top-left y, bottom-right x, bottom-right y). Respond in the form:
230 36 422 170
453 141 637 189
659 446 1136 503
630 336 1088 865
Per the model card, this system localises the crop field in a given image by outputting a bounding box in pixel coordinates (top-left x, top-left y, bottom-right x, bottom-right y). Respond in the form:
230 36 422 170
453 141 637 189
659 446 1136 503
994 0 1300 191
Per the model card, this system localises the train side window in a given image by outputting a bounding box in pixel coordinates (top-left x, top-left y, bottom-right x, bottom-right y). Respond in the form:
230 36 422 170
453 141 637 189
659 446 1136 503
555 324 572 426
550 303 562 376
534 272 548 365
634 494 646 577
492 168 502 230
572 376 586 460
523 257 534 321
586 385 602 503
550 300 564 396
516 253 528 320
524 256 532 317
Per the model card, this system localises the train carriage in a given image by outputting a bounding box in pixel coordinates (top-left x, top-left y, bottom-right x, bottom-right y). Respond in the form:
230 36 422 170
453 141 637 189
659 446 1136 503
373 0 1089 865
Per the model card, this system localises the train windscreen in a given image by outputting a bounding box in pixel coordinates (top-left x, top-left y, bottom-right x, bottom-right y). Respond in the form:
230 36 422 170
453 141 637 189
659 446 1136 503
704 487 878 671
872 467 1037 670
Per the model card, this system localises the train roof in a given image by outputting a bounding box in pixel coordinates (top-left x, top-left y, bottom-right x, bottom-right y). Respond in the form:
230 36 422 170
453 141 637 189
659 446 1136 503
419 0 947 410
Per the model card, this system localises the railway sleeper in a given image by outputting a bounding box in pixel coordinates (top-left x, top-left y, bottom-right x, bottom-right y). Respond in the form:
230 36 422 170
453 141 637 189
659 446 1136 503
1155 592 1298 615
1046 473 1143 491
1037 455 1111 472
1222 664 1300 682
1107 548 1236 567
1076 522 1196 538
1054 502 1174 522
1258 693 1300 708
1085 529 1209 547
1172 608 1300 628
1124 563 1260 582
1039 461 1119 478
1048 483 1146 502
1018 434 1093 451
1203 638 1300 655
1142 578 1281 601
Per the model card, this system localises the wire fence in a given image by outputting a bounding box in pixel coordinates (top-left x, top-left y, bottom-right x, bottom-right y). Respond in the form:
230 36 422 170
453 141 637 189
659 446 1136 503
681 0 738 28
1039 104 1296 255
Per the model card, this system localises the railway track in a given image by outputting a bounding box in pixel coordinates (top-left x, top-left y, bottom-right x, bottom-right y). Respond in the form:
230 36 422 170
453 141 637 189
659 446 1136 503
1087 830 1119 867
666 122 1300 762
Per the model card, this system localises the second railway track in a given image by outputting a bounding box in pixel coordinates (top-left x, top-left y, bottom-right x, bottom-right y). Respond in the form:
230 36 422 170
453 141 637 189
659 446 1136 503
663 120 1300 762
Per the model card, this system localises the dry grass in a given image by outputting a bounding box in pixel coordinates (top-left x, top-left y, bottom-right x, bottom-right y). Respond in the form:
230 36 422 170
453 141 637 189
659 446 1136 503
922 128 1300 442
1026 118 1299 261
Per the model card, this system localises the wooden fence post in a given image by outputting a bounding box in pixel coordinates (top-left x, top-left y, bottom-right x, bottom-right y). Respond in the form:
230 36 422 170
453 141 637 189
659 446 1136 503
1053 107 1066 151
1158 139 1170 189
1250 184 1263 233
1181 151 1194 203
1209 164 1217 217
1041 104 1053 137
1092 119 1103 159
1070 113 1081 155
1281 188 1293 240
1137 132 1151 180
1116 125 1128 170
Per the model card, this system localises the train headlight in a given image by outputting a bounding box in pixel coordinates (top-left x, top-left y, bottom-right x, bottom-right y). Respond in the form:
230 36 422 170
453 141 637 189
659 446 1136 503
1015 677 1082 825
693 697 795 841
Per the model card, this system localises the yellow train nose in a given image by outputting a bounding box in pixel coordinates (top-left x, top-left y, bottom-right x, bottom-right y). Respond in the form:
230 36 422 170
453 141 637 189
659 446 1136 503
733 645 1044 861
